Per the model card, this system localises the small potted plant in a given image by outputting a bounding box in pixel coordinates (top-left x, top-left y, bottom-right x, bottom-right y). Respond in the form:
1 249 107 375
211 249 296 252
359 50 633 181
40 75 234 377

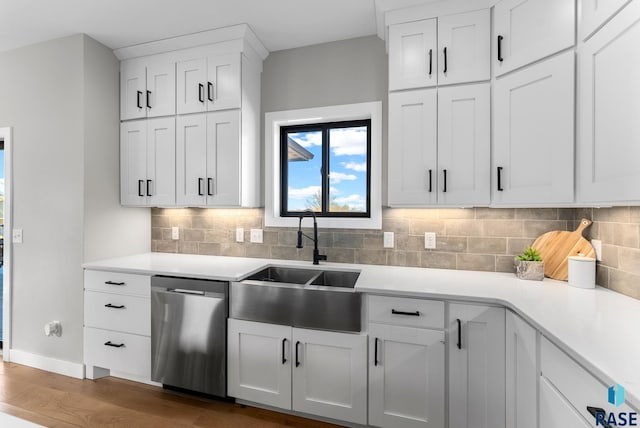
515 247 544 281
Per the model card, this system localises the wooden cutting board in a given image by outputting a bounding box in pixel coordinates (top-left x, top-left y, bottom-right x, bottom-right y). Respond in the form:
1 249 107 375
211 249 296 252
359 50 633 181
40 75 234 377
531 218 596 281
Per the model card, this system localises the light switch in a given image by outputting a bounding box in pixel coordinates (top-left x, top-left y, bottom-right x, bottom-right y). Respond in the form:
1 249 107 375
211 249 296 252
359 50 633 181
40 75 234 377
236 227 245 242
171 227 179 240
12 228 23 244
425 232 436 249
383 232 394 248
250 229 263 244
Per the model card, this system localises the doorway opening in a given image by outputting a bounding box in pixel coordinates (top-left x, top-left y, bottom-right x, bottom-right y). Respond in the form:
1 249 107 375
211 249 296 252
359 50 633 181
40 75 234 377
0 127 11 360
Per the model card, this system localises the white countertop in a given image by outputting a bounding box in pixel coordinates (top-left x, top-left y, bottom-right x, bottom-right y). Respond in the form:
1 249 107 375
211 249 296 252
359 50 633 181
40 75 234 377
84 252 640 409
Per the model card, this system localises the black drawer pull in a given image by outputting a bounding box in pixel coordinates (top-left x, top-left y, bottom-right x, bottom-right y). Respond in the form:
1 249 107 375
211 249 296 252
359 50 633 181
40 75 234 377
457 318 462 350
136 90 142 109
104 304 125 309
146 179 153 197
208 82 214 102
295 341 301 367
497 35 504 62
198 178 204 196
443 47 448 73
428 169 432 192
497 166 504 191
391 309 420 316
443 169 447 193
282 338 287 365
428 49 433 75
137 179 144 197
104 341 125 348
104 281 125 286
198 83 204 103
374 337 380 366
146 90 151 109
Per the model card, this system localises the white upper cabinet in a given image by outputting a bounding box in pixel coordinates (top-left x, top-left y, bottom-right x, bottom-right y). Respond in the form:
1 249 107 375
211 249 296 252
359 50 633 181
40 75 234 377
388 89 437 206
120 62 175 120
448 304 505 428
493 51 575 205
176 53 241 114
581 0 632 40
389 10 489 91
579 0 640 203
389 19 438 91
438 9 490 85
494 0 575 77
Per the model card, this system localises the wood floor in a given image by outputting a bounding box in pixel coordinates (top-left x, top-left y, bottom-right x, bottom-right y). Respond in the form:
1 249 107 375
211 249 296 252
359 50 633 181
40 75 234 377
0 362 340 427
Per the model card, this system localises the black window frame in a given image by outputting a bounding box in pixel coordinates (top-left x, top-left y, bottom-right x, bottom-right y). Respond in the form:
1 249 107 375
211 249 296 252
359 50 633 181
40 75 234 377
280 119 372 218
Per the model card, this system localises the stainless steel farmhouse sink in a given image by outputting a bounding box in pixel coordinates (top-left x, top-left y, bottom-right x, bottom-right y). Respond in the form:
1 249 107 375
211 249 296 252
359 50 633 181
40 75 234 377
231 266 362 332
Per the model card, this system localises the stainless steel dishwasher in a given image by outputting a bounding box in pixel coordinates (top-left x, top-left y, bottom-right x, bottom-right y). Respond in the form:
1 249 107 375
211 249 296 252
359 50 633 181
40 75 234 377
151 276 228 397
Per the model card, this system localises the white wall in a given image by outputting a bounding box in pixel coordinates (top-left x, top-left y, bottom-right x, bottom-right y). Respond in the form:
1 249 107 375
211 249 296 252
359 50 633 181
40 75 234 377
0 34 149 365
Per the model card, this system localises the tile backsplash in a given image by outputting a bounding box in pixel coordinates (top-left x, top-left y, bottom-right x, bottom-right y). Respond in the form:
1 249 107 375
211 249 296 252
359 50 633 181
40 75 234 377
151 207 640 300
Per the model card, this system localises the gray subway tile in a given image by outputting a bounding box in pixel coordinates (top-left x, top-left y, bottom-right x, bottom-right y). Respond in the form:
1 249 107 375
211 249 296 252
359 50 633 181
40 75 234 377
468 237 507 255
457 254 495 272
484 220 523 238
436 237 468 253
617 247 640 276
514 208 558 220
523 220 567 239
421 252 457 269
608 269 640 300
496 256 516 273
593 207 630 223
475 208 514 219
356 249 387 265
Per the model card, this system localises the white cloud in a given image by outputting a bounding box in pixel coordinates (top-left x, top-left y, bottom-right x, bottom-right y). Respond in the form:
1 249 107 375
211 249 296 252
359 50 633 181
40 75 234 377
329 171 357 184
330 127 367 156
334 194 366 210
342 161 367 172
289 131 321 148
288 185 321 199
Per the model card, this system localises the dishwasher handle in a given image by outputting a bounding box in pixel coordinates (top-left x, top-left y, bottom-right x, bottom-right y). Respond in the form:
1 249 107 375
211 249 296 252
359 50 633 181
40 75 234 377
168 288 206 296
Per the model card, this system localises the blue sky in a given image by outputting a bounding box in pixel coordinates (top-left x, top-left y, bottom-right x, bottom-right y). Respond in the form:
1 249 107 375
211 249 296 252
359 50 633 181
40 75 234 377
286 126 367 212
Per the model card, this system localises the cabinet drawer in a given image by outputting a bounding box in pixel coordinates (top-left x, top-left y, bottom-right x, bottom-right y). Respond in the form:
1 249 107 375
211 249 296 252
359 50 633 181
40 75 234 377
84 291 150 336
84 270 150 297
541 337 638 424
368 295 444 329
84 327 150 378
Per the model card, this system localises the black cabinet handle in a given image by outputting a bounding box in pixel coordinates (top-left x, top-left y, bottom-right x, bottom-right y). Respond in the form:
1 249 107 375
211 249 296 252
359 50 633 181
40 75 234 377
198 178 204 196
457 318 462 350
136 91 142 108
295 341 301 367
207 82 214 102
391 309 420 316
282 338 287 365
198 83 205 103
428 169 433 192
104 304 125 309
428 49 433 75
443 47 448 73
443 169 447 193
207 178 214 196
138 180 144 197
374 337 380 366
104 281 125 286
587 406 611 428
497 35 504 62
104 341 125 348
146 90 151 109
497 166 504 191
146 179 153 197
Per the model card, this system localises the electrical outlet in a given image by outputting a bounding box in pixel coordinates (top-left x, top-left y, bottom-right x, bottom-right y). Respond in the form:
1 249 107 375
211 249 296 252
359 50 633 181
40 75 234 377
236 227 245 242
250 228 263 244
425 232 436 249
12 228 23 244
383 232 394 248
591 239 602 261
171 227 179 240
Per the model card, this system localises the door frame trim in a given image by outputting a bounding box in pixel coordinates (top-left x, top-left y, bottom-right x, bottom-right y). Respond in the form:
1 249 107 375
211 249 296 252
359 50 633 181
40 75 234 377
0 127 12 361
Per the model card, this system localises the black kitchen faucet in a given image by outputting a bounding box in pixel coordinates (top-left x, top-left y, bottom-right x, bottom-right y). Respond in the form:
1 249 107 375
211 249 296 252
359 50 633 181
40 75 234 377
296 210 327 265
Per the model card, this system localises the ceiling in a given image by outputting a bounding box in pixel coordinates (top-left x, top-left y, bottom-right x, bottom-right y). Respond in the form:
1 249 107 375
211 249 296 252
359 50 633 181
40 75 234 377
0 0 430 54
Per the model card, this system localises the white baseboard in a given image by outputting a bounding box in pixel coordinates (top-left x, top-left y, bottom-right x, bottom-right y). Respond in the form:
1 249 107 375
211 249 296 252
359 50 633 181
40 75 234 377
9 349 84 379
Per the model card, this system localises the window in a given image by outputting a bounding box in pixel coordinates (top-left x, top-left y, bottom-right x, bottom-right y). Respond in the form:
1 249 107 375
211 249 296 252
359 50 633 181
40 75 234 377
280 120 371 218
264 102 382 229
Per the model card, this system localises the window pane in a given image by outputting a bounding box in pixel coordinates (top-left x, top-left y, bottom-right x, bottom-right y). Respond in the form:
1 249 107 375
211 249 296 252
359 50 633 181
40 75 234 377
328 126 367 213
285 130 323 212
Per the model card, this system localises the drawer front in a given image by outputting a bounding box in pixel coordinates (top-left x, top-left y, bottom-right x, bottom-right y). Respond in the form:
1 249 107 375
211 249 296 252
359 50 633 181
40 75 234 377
368 295 444 329
541 337 638 425
84 327 150 378
84 270 150 297
84 291 150 336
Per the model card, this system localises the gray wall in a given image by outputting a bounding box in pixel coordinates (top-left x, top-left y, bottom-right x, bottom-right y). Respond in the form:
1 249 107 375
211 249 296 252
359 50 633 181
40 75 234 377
0 35 149 364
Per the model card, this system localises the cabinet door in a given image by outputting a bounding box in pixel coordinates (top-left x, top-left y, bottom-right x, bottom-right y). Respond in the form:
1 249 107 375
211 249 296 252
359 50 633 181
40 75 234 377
437 9 490 85
146 63 176 118
206 110 241 206
582 0 632 40
493 51 574 205
494 0 575 76
388 89 437 206
227 319 292 410
506 311 538 428
146 117 175 206
579 1 640 203
448 304 505 428
369 323 445 428
207 53 241 111
437 84 490 205
389 19 437 91
292 328 367 425
539 377 592 428
176 57 207 115
176 114 207 206
120 63 146 120
120 120 148 206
